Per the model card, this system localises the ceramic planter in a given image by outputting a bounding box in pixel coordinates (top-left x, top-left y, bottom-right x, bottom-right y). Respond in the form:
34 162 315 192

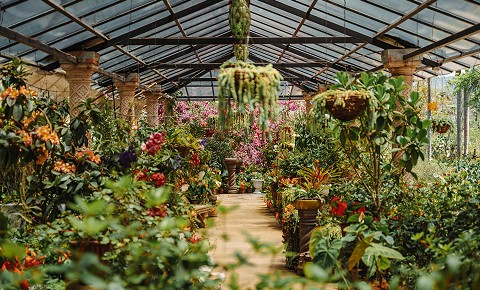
251 179 264 194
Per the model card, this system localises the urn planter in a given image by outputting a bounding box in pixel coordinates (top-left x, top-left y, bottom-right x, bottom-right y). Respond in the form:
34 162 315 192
251 179 264 194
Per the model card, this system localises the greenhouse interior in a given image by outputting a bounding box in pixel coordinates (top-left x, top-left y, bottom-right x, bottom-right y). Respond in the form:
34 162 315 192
0 0 479 289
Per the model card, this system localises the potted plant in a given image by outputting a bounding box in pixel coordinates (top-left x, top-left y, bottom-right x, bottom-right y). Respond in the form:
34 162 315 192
251 171 264 194
432 116 453 134
312 72 372 121
311 71 430 217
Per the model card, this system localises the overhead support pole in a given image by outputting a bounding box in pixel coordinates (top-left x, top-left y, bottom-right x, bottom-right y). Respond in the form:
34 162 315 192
404 23 480 61
456 73 463 158
176 77 300 82
122 36 362 45
427 78 432 160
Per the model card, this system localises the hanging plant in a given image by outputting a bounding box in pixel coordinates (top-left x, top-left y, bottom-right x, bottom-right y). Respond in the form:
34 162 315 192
217 60 283 133
312 72 372 121
229 0 250 40
233 44 249 61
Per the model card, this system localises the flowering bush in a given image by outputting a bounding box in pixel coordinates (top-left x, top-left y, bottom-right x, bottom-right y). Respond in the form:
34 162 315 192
0 61 61 168
141 131 166 155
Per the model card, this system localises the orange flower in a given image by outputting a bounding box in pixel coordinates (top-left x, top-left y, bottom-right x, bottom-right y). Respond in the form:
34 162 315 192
36 125 59 145
35 145 49 165
53 160 76 173
18 130 32 146
427 102 438 111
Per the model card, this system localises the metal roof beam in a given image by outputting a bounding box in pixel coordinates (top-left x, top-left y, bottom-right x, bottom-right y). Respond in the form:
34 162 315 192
404 23 480 61
40 0 168 81
122 36 361 45
311 0 436 80
88 0 223 52
0 25 141 86
178 77 300 82
257 0 395 49
174 95 305 101
0 26 77 63
147 61 329 70
277 0 319 62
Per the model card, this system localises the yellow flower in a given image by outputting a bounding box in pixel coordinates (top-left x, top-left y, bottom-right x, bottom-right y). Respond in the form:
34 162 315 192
427 102 438 111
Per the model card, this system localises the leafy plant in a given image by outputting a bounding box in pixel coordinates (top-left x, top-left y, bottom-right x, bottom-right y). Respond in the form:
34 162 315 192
312 71 431 216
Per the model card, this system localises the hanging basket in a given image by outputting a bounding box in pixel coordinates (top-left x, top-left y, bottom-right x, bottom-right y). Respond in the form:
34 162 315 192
325 93 369 121
434 123 451 134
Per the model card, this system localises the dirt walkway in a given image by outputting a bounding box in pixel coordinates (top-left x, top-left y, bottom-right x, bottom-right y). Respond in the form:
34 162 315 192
207 194 291 289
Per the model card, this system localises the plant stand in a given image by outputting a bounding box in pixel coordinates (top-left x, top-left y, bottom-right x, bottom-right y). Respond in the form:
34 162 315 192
225 158 238 194
294 199 323 275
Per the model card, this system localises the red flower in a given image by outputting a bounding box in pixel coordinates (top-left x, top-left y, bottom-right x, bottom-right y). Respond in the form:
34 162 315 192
134 169 149 181
1 258 22 273
190 152 200 166
330 197 347 217
357 206 366 213
150 172 166 187
142 131 166 155
19 279 29 290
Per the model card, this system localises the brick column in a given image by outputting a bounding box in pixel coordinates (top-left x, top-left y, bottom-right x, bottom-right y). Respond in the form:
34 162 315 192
134 98 146 120
60 51 100 118
303 91 314 114
114 73 139 124
381 49 422 96
144 86 162 127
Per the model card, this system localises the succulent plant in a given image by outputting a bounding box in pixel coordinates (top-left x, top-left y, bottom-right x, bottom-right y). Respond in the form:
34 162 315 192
229 0 251 40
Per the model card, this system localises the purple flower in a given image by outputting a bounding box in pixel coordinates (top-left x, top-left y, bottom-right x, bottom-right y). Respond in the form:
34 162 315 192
119 146 137 168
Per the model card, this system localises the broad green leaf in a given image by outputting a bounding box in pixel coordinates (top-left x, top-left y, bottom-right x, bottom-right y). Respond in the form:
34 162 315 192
422 119 432 129
418 129 427 141
12 103 23 121
348 234 375 270
365 242 404 260
377 256 391 270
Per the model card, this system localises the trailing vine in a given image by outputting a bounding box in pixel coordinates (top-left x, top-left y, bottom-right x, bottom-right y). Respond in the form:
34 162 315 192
217 61 282 134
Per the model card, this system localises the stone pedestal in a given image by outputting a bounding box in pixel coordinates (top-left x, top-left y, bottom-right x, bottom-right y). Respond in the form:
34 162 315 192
294 199 323 275
60 51 100 118
225 158 239 194
114 73 139 124
144 86 162 127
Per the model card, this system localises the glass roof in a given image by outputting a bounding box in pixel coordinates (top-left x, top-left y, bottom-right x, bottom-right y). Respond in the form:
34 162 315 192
0 0 478 99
